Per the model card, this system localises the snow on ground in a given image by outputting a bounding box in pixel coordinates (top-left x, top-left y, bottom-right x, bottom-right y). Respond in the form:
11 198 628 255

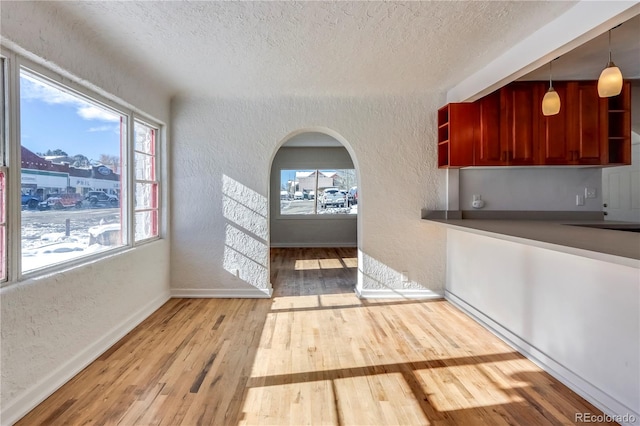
21 208 122 272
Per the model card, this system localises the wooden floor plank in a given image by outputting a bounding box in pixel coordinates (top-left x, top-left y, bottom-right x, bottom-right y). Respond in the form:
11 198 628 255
16 247 616 425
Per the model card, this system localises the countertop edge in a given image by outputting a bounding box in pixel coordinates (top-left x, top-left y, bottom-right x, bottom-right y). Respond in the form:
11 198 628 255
427 219 640 269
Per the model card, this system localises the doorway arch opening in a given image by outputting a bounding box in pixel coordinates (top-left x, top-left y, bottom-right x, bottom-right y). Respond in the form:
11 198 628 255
268 129 361 296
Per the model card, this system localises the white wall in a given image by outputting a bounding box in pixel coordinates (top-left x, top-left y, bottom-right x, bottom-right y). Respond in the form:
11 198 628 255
171 95 447 297
0 3 172 424
460 167 603 211
446 228 640 424
270 146 357 247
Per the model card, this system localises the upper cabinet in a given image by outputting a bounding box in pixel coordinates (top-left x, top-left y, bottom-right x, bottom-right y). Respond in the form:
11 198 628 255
437 80 631 168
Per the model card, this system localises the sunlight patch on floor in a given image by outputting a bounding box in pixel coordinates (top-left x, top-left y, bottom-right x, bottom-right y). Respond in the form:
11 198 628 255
341 257 358 268
414 364 527 412
294 258 346 270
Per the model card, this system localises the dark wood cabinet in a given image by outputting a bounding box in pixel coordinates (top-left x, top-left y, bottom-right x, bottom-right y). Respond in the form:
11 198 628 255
500 82 541 165
604 81 631 165
475 90 502 166
437 103 477 168
569 81 607 165
437 80 631 168
539 82 573 165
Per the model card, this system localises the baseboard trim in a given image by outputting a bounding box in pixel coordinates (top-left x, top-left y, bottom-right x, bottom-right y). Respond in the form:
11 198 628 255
356 287 444 299
170 287 273 298
270 242 357 248
1 291 171 426
445 290 640 426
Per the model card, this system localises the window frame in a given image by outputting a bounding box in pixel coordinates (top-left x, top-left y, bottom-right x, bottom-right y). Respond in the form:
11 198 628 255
132 119 161 243
277 168 358 220
0 55 7 282
0 48 164 286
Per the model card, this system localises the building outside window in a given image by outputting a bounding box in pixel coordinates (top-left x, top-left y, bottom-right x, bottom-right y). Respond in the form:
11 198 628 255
280 169 357 215
19 69 128 273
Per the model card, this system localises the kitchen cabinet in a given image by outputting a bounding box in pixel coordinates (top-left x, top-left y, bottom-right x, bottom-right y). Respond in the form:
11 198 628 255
437 103 477 168
437 80 631 168
539 81 573 165
604 81 631 165
499 82 542 165
474 90 502 166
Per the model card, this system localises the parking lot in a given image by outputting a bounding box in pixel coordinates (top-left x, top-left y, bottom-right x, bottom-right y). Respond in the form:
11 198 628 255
280 199 355 215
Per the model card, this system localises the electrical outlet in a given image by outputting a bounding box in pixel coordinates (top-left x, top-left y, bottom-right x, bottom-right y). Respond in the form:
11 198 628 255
576 194 585 206
585 187 597 199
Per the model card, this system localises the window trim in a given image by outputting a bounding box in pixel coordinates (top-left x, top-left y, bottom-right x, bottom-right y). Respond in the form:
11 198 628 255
0 48 164 286
133 118 161 244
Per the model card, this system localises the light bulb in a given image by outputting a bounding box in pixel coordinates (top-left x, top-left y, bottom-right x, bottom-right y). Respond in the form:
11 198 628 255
598 62 623 97
542 87 560 116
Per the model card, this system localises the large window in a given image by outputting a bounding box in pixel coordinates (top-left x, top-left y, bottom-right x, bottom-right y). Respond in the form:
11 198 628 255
280 169 357 215
19 70 127 273
0 54 166 283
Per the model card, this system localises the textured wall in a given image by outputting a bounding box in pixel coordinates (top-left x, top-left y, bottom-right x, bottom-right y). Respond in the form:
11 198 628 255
0 1 171 121
171 95 447 293
0 242 170 418
0 2 172 420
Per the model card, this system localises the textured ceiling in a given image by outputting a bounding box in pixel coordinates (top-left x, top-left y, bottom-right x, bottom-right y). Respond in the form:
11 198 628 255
48 1 577 98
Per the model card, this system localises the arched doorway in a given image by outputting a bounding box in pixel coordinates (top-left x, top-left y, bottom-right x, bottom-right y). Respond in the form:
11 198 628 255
269 130 360 296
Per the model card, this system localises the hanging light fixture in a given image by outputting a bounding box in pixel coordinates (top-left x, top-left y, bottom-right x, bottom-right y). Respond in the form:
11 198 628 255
542 59 560 116
598 28 623 97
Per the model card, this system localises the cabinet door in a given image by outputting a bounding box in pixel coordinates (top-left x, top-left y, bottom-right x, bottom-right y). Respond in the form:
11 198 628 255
570 82 606 165
474 90 503 166
539 82 573 164
500 83 539 165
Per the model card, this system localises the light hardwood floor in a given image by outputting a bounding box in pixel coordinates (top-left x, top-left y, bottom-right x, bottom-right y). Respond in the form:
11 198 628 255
17 247 615 425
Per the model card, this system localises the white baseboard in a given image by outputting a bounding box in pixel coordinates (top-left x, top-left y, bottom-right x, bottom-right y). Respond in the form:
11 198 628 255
170 287 273 298
445 290 640 426
356 287 444 299
1 291 171 426
270 242 357 248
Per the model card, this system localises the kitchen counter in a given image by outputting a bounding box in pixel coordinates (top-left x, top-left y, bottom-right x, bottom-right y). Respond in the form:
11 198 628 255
426 218 640 267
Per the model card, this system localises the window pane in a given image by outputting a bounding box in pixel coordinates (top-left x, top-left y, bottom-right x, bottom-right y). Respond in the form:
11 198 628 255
280 169 357 215
135 152 154 181
0 170 5 224
134 122 155 155
135 210 157 241
20 70 125 273
135 182 157 209
0 170 5 281
0 225 5 281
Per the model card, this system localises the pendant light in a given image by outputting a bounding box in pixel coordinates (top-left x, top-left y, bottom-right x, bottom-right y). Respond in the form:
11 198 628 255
598 28 623 97
542 60 560 116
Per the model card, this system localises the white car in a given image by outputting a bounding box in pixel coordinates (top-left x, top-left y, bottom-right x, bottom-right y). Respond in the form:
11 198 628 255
320 188 345 208
294 191 304 200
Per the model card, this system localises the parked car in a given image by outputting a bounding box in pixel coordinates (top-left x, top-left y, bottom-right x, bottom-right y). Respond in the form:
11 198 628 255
21 192 40 210
294 191 304 200
38 193 84 210
280 190 290 200
84 191 119 208
347 186 358 205
308 190 315 200
320 187 345 208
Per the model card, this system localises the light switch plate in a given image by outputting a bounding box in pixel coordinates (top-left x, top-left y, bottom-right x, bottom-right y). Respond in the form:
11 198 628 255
576 194 585 206
585 187 597 199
